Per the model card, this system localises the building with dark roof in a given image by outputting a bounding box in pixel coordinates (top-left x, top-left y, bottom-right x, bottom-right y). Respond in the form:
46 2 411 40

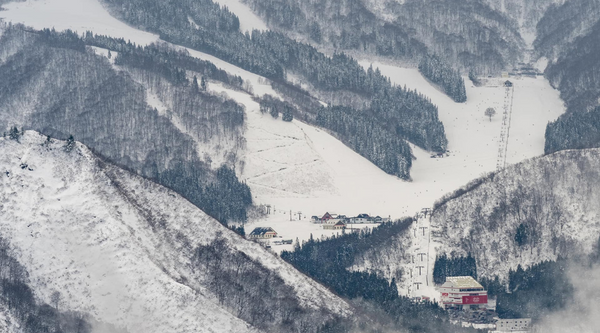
248 227 278 239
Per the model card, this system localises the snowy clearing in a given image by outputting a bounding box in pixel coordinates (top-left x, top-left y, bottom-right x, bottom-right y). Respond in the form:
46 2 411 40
0 0 159 45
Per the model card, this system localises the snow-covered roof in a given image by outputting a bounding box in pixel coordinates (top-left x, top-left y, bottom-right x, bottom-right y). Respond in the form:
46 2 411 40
249 227 276 236
444 276 483 289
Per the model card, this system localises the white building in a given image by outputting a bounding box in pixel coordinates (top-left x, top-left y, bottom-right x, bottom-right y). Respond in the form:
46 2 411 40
493 318 531 332
439 276 488 310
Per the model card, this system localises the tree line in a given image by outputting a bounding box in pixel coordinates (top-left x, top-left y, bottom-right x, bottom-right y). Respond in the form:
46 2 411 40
419 55 467 103
432 253 478 285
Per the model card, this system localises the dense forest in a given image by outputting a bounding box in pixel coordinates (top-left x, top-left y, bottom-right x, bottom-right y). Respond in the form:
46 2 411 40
432 253 478 284
0 26 252 225
100 0 449 179
545 106 600 154
241 0 524 75
535 0 600 154
495 259 574 319
317 105 413 179
543 18 600 112
534 0 600 64
193 233 343 332
418 55 467 103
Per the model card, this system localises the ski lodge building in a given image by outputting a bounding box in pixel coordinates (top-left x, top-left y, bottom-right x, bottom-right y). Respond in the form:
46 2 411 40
248 227 278 239
323 221 346 230
439 276 488 310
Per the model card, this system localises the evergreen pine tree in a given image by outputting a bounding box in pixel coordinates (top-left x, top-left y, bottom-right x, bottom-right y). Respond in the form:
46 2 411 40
282 108 293 122
515 223 529 247
201 76 207 91
64 135 76 153
192 75 200 92
8 126 20 142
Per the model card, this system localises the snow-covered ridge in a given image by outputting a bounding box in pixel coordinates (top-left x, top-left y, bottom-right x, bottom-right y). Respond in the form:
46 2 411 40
352 148 600 294
0 131 351 333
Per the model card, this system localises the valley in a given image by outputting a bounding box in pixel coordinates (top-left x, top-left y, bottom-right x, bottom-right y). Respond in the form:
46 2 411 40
0 0 599 332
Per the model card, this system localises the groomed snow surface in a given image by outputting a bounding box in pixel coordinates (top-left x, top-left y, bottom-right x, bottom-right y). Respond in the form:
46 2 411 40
242 64 564 233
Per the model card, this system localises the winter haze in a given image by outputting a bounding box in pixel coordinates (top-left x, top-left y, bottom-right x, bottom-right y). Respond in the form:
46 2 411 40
0 0 599 332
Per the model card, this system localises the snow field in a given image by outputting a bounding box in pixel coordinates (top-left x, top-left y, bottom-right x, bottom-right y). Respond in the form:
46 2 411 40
0 0 159 45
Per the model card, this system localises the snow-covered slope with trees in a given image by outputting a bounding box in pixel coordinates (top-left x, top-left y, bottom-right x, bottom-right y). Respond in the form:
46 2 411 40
212 0 268 33
352 148 600 292
0 131 351 333
240 0 525 73
0 0 566 239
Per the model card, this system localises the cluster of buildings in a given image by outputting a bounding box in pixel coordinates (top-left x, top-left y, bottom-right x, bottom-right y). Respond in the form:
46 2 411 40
440 276 531 332
311 212 390 230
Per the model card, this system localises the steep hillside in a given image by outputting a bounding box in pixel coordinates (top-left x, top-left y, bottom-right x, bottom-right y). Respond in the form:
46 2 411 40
241 0 525 73
534 0 600 63
351 149 600 292
430 149 600 278
0 131 352 333
533 0 600 154
0 25 252 224
0 2 566 243
483 0 565 40
536 0 600 111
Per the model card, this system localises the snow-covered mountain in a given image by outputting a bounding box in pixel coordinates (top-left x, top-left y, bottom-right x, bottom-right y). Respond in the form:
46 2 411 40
352 148 600 293
0 131 351 333
0 0 566 222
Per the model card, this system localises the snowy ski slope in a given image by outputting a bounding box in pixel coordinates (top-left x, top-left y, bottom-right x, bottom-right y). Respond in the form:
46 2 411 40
0 0 566 243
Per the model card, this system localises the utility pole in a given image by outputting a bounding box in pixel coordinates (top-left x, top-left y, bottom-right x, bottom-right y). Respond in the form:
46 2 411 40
289 210 292 221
